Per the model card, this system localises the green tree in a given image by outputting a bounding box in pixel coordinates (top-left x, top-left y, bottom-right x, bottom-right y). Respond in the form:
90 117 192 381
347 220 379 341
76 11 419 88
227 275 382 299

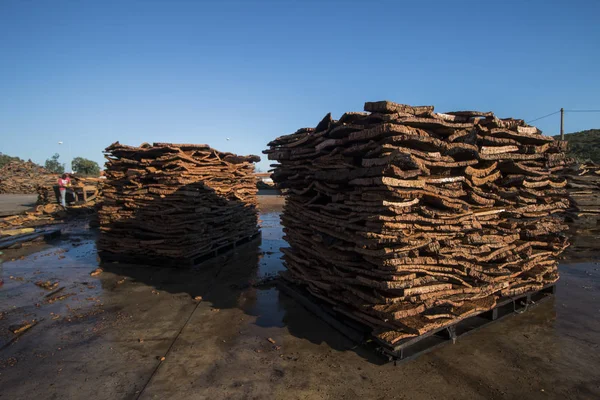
71 157 100 176
45 153 65 174
0 153 24 168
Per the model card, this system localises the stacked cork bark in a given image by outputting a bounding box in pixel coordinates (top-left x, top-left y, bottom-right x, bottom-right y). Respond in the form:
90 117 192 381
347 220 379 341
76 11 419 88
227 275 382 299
562 162 600 216
266 101 570 345
98 142 260 266
0 161 56 194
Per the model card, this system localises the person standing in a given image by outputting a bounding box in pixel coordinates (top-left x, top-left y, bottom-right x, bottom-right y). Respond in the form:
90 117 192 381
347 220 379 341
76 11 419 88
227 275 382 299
58 173 71 207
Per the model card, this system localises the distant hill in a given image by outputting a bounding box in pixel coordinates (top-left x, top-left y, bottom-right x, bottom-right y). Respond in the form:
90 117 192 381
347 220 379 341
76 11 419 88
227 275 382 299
553 129 600 163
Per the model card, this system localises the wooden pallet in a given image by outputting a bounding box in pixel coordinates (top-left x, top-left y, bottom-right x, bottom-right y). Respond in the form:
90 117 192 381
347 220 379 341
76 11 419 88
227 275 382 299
99 231 261 267
277 279 556 363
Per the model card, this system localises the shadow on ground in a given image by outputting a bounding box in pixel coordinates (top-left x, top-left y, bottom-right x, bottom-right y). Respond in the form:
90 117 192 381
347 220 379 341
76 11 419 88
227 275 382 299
97 198 387 365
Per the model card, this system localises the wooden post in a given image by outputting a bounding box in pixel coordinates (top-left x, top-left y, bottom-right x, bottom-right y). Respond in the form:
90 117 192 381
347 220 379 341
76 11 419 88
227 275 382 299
560 108 564 140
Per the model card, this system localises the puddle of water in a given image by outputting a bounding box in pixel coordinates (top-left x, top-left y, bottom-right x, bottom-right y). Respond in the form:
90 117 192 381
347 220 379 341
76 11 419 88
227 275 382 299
232 210 289 328
0 229 111 346
239 287 286 328
257 212 286 278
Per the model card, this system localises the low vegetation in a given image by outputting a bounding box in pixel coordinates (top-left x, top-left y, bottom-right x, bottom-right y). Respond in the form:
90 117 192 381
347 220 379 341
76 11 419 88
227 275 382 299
553 129 600 163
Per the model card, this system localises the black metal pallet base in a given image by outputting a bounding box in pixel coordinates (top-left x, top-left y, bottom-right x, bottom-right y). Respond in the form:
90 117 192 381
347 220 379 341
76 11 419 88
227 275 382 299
99 231 261 267
277 279 556 364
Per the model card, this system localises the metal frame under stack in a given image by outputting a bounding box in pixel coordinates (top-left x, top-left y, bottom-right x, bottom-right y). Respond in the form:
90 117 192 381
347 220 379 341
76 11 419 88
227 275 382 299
265 101 570 349
98 142 260 267
278 278 556 363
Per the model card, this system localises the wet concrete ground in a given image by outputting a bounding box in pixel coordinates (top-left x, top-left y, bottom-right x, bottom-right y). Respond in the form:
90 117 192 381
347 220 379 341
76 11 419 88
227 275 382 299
1 194 600 399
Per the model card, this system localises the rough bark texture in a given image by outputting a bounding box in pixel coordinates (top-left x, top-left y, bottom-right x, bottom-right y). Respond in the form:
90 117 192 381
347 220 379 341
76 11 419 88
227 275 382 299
563 162 600 216
98 142 260 266
0 204 66 230
266 101 570 345
0 161 56 194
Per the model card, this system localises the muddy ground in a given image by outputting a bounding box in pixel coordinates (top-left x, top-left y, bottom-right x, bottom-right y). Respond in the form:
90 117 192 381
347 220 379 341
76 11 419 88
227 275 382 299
0 193 599 399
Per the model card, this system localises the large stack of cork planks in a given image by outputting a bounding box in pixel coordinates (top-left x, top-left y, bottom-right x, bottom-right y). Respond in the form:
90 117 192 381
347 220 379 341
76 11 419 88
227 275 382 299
0 161 57 194
98 142 260 266
265 101 570 345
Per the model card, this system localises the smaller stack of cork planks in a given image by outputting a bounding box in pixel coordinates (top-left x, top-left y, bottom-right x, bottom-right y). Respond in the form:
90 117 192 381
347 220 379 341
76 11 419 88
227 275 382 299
562 162 600 216
558 162 600 257
98 142 260 266
265 101 570 346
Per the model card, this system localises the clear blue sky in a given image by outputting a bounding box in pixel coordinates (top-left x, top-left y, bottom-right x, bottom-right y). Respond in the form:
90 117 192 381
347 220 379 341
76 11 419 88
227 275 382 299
1 0 599 171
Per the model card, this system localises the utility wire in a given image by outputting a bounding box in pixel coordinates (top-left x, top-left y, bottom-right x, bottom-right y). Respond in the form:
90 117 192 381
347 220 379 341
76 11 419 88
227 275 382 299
526 109 600 124
527 110 560 123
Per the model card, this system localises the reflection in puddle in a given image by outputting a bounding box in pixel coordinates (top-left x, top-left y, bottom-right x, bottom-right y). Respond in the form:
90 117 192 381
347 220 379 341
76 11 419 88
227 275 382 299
238 210 288 328
257 211 286 278
239 287 286 328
